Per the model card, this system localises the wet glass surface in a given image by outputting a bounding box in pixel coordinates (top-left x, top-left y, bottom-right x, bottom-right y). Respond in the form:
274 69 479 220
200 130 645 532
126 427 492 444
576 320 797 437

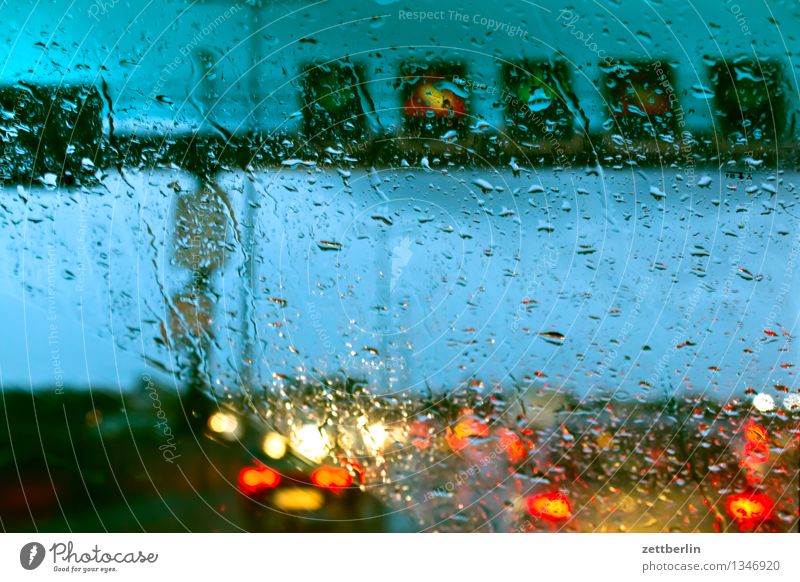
0 0 798 532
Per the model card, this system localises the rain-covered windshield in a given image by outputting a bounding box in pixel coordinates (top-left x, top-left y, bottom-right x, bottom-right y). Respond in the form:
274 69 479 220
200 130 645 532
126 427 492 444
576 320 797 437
0 0 798 533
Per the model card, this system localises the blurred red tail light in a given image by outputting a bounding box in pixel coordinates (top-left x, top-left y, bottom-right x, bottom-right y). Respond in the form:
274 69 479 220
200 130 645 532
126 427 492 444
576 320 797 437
238 465 281 495
311 465 352 492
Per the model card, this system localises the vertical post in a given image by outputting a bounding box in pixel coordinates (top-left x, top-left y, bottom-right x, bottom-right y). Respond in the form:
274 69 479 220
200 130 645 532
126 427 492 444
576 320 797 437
238 1 262 395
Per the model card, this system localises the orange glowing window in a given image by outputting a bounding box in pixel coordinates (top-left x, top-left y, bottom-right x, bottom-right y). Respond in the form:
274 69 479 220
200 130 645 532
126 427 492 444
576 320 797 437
311 465 353 492
726 493 774 527
238 465 281 495
526 491 572 521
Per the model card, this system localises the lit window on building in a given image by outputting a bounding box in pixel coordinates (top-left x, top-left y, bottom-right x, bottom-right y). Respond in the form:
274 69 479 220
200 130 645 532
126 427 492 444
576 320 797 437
400 62 468 137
